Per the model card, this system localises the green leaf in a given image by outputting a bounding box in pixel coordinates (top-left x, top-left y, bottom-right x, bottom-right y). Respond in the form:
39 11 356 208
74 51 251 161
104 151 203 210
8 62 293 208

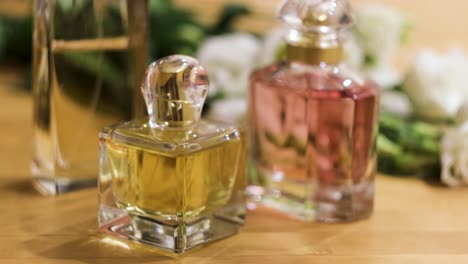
377 112 442 175
209 4 250 35
400 20 412 43
410 122 442 140
149 0 207 59
176 23 205 45
275 43 287 61
377 134 402 157
0 21 5 59
363 53 377 67
0 16 32 63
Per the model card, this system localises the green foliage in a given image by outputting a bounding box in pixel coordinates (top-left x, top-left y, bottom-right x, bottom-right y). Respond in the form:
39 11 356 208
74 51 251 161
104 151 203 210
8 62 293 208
149 0 205 58
400 20 412 43
363 53 377 67
0 16 32 63
275 43 287 61
209 4 250 35
0 22 5 57
377 113 443 176
149 0 250 59
0 0 251 93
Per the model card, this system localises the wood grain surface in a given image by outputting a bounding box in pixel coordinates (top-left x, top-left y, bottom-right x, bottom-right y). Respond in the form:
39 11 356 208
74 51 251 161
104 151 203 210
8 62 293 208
1 66 468 264
1 0 468 263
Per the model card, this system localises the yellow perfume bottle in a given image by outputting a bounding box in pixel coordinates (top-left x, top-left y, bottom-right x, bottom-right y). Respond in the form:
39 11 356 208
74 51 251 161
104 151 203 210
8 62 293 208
98 55 245 253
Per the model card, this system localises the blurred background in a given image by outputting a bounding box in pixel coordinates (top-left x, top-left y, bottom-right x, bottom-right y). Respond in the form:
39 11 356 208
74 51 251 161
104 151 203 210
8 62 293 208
180 0 468 63
2 0 468 186
1 0 467 65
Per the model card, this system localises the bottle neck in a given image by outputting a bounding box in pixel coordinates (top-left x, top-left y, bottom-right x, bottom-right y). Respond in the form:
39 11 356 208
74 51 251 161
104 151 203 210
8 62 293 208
286 44 343 65
150 121 196 142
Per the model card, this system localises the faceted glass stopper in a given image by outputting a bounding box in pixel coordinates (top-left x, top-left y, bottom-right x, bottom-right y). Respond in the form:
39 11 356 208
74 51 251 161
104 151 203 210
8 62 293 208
141 55 209 128
277 0 354 33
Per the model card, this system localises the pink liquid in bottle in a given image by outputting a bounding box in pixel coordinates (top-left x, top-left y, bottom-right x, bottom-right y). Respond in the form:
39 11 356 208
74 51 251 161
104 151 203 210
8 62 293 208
249 61 379 222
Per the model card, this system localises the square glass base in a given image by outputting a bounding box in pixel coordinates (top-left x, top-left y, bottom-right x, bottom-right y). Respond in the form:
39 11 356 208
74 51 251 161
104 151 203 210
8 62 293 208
247 180 373 223
31 160 97 196
32 176 96 196
314 182 374 223
99 206 240 253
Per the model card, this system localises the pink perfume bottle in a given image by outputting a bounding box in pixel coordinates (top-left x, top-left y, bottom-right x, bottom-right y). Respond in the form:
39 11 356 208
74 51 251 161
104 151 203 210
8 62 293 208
248 0 379 222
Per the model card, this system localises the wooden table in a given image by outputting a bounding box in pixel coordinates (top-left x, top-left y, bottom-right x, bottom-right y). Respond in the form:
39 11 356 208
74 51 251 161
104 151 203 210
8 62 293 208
1 69 468 264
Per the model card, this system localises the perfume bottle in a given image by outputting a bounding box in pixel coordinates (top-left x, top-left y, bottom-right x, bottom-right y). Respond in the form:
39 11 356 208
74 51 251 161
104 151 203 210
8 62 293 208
248 0 379 222
32 0 149 195
98 55 245 253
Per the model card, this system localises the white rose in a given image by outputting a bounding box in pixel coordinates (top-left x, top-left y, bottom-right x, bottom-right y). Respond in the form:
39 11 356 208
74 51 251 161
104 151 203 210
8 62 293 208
367 65 402 89
354 4 409 67
345 31 402 89
441 122 468 187
402 49 468 120
343 33 364 70
197 33 261 97
456 103 468 123
380 91 412 117
207 98 246 124
456 68 468 123
258 27 286 67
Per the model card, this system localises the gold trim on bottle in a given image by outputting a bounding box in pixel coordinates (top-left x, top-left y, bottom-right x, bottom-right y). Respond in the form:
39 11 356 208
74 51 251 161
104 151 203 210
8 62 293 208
286 44 343 65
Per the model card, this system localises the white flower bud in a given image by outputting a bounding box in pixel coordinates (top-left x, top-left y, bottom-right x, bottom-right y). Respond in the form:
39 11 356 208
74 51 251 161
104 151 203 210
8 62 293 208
441 122 468 187
354 4 409 67
380 91 412 117
403 49 468 120
207 98 246 124
197 33 261 97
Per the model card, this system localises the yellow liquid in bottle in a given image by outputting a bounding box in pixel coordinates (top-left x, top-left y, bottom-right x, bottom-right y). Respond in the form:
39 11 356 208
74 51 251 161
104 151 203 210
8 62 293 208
106 136 241 222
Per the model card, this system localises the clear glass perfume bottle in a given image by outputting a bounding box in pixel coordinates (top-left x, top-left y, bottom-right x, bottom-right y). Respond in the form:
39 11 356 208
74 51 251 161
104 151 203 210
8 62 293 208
98 55 245 253
32 0 149 195
248 0 379 222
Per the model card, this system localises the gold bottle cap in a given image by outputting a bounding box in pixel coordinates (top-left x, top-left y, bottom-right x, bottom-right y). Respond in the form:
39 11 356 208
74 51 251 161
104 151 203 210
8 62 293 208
141 55 209 128
277 0 354 65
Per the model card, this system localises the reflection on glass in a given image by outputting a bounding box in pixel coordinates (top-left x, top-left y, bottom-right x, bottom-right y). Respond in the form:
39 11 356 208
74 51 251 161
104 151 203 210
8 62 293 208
32 0 149 195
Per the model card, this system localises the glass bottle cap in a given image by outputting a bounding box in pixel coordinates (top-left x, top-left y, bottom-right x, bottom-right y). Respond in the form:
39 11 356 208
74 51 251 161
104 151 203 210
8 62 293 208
277 0 354 64
278 0 354 34
141 55 209 128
